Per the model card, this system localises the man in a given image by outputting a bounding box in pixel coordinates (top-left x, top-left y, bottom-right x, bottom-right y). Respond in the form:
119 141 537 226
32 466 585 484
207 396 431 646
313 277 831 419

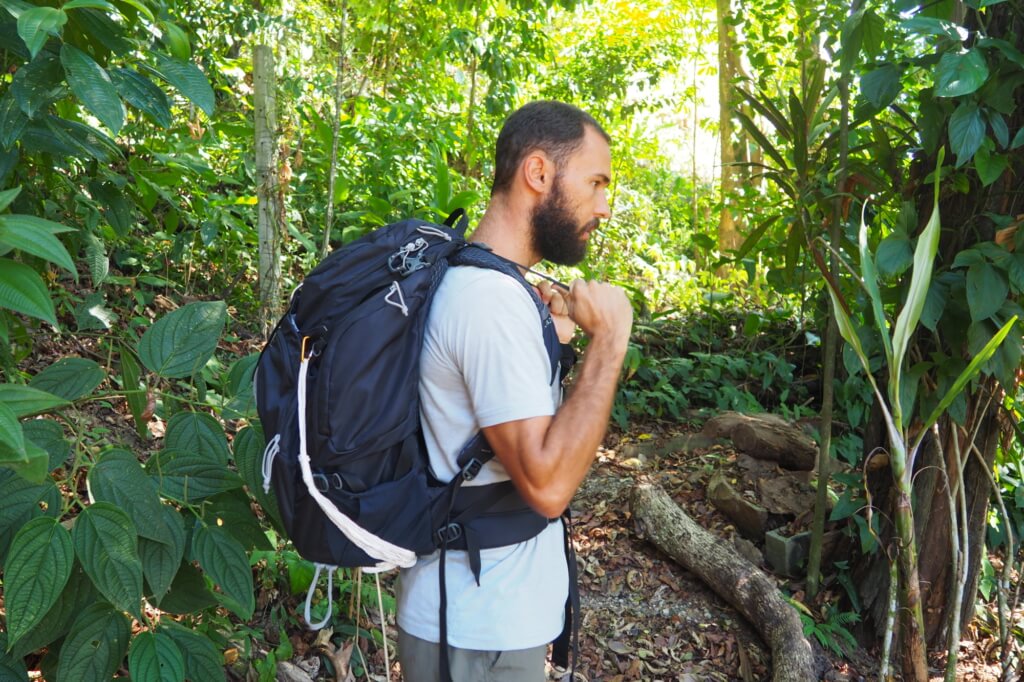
397 101 633 681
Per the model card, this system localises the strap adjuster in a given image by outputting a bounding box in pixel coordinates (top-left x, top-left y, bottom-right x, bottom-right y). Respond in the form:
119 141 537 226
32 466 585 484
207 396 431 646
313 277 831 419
461 458 483 481
312 473 330 492
436 522 463 545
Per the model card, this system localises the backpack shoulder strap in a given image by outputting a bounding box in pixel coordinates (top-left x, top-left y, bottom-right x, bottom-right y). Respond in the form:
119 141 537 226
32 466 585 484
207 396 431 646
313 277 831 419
448 243 562 382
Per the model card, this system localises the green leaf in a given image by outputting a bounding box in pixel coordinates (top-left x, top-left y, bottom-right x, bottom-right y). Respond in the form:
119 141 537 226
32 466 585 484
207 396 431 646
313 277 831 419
121 347 149 438
891 150 944 387
72 502 143 617
0 632 29 682
935 49 990 98
62 0 119 10
138 301 226 379
11 51 65 118
875 233 913 279
0 186 20 212
84 229 108 286
110 67 172 128
192 523 254 620
974 142 1009 186
165 410 229 464
87 448 172 541
0 468 61 565
860 64 902 110
156 561 217 614
4 516 73 648
948 102 985 168
206 490 272 551
146 449 242 503
158 20 190 60
0 214 77 278
29 357 104 400
56 602 130 682
900 16 966 42
0 400 27 463
60 43 125 134
233 424 283 530
1013 128 1024 151
11 564 98 658
139 505 185 604
921 317 1018 431
160 621 226 682
0 90 29 150
0 258 58 326
17 6 66 59
22 417 71 472
115 0 155 22
966 262 1008 321
146 52 214 116
129 631 186 682
0 383 69 417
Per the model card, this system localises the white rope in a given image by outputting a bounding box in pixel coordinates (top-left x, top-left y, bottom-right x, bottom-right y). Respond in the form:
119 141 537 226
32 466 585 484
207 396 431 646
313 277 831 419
375 571 391 677
304 563 334 630
417 225 452 240
297 355 417 570
260 433 281 494
384 281 409 316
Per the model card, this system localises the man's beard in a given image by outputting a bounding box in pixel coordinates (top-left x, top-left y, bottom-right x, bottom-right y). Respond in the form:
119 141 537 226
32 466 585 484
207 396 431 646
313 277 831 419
530 181 597 266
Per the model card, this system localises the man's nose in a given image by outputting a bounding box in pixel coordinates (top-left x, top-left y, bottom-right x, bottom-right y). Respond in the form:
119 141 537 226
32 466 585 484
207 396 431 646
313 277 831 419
596 190 611 219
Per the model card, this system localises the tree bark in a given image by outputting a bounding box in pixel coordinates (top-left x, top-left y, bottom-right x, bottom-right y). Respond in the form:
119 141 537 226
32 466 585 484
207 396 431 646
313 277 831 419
702 412 817 470
716 0 742 260
631 481 817 682
254 44 281 335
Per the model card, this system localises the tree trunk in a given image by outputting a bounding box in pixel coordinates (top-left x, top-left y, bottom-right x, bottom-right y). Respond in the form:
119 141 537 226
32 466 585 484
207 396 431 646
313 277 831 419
254 44 281 334
716 0 742 259
631 481 817 681
321 4 347 258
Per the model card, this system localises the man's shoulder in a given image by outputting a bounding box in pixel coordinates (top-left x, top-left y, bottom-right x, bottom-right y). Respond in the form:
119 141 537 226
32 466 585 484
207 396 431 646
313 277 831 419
436 265 533 307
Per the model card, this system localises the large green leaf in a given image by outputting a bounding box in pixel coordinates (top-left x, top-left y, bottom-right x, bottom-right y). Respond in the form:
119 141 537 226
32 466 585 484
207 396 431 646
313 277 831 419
233 424 283 530
87 448 172 541
0 468 61 565
29 356 104 400
146 51 215 116
860 64 902 110
146 449 242 503
60 43 125 134
0 632 29 682
129 631 186 682
10 563 98 658
120 346 149 438
160 621 226 681
62 0 120 10
4 516 73 648
935 49 990 98
110 67 172 128
138 301 226 378
0 258 58 326
206 489 272 551
0 400 27 463
164 410 229 464
10 51 65 118
156 561 217 614
966 262 1008 321
0 186 21 212
948 102 986 167
56 602 130 682
974 142 1009 186
191 523 254 620
0 383 69 417
72 502 143 617
22 417 71 472
16 6 66 59
0 213 77 277
0 90 29 148
875 233 913 279
140 505 186 604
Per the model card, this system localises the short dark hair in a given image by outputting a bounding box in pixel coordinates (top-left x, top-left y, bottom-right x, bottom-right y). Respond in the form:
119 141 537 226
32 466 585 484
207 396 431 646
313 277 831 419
491 101 609 195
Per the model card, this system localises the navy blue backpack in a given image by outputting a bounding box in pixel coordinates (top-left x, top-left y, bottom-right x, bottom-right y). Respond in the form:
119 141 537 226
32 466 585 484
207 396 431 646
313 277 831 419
253 211 578 671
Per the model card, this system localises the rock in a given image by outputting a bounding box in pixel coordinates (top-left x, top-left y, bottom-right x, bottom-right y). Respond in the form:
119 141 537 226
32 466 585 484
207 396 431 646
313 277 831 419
732 535 764 566
702 412 817 471
707 471 769 540
276 661 315 682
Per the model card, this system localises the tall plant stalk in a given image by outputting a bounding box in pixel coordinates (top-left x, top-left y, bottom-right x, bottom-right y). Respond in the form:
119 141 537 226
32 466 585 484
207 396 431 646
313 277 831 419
321 2 347 259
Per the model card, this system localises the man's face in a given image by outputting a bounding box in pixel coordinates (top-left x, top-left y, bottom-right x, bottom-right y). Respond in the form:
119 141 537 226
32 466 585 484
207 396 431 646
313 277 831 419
530 127 612 265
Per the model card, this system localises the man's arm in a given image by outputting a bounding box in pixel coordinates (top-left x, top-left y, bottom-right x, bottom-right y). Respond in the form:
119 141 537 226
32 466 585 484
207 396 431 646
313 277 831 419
483 280 632 518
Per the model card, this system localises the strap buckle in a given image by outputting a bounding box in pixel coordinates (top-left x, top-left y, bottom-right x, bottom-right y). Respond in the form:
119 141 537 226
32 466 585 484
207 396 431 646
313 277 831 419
436 522 463 545
312 473 330 492
461 457 483 481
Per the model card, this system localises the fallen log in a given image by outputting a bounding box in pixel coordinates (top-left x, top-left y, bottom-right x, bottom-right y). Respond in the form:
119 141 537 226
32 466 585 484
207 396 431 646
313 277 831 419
631 480 817 682
702 412 817 471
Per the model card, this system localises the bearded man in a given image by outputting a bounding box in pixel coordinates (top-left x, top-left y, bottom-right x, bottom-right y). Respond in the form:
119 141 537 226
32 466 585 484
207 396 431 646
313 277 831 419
396 101 634 682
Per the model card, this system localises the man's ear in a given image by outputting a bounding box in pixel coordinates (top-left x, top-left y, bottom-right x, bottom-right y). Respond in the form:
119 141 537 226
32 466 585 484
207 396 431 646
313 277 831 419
522 152 554 194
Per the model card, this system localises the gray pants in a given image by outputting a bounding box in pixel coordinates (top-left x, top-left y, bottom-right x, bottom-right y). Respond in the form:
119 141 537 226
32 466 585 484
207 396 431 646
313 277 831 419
397 627 547 682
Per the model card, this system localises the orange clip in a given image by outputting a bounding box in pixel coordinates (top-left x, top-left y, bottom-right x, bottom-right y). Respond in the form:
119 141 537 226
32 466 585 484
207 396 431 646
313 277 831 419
300 335 311 360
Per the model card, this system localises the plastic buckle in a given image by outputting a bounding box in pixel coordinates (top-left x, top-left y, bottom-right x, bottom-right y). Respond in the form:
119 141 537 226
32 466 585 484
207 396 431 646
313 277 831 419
312 473 330 493
436 522 463 545
461 458 483 481
330 473 344 490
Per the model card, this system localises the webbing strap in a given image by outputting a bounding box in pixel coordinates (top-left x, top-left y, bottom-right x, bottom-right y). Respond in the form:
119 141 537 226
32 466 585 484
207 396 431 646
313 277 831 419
551 510 580 672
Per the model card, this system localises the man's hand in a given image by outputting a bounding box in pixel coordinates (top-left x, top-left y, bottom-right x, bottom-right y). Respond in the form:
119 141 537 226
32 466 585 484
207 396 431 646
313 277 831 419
535 280 576 343
565 279 633 351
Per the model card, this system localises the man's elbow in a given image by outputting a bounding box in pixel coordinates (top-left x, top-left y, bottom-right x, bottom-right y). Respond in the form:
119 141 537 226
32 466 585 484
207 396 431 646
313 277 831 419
519 487 571 520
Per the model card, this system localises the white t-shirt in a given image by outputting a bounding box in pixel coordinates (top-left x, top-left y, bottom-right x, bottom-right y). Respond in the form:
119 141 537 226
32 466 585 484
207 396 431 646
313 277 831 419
396 265 568 651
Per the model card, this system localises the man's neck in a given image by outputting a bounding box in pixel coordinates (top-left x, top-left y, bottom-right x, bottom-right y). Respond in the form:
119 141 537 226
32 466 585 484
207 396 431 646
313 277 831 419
470 196 540 268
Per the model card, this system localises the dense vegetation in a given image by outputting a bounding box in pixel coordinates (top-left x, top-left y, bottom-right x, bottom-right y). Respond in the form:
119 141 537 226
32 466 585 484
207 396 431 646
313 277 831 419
0 0 1022 680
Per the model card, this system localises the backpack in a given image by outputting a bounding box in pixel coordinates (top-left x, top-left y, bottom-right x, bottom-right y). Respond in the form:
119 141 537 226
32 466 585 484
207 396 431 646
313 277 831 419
253 209 567 572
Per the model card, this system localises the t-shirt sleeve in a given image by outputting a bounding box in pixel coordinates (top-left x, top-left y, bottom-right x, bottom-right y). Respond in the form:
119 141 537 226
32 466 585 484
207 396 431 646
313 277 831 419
442 271 556 428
